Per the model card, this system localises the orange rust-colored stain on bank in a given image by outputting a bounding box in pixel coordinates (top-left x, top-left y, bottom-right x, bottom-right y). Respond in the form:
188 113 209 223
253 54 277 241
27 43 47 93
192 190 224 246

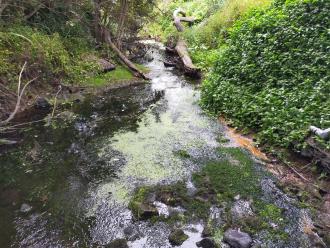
219 117 268 161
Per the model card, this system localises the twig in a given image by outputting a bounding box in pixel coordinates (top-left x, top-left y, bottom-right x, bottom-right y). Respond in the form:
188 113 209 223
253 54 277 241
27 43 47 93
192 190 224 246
51 86 62 118
8 32 34 45
285 162 310 182
0 118 57 132
0 62 38 126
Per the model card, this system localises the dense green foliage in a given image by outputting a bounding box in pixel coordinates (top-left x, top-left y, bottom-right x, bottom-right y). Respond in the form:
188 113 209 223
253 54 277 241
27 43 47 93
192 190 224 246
142 0 223 41
0 0 153 92
0 26 100 88
145 0 271 70
201 0 330 149
184 0 271 69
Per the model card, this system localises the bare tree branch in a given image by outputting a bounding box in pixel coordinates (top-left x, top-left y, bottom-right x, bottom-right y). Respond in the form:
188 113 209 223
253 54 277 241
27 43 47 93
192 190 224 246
0 62 38 126
51 86 62 118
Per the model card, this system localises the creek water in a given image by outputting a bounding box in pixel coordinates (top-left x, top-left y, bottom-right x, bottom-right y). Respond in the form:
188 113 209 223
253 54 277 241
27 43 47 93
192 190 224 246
0 42 319 248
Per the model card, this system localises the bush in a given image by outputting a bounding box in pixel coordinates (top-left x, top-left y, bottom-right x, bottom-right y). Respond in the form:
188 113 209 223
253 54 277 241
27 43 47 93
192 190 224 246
181 0 271 71
185 0 271 48
201 0 330 149
0 26 100 88
142 0 222 41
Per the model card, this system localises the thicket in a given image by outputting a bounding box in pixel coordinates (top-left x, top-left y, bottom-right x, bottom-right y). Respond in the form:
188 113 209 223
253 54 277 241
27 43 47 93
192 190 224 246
183 0 271 69
0 26 100 89
201 0 330 150
144 0 271 70
0 0 154 91
142 0 223 41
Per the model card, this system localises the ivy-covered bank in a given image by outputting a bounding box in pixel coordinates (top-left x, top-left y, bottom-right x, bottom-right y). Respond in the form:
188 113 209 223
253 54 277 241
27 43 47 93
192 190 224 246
200 0 330 150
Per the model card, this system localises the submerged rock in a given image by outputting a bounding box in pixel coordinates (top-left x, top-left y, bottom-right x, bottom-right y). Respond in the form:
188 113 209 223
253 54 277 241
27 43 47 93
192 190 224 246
123 226 141 241
168 229 188 246
223 229 252 248
20 203 32 213
231 200 254 223
196 237 217 248
34 97 51 110
132 202 158 220
202 226 212 237
105 238 128 248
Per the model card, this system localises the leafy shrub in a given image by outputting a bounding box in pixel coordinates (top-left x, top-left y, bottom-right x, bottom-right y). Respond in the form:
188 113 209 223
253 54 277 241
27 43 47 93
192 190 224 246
180 0 270 71
201 0 330 149
142 0 223 41
185 0 271 48
0 26 100 88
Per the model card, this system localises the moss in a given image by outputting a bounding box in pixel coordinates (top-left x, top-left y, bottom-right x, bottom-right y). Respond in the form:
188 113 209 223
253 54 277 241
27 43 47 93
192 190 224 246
193 147 261 201
84 66 133 87
216 135 230 144
83 63 149 87
259 204 283 222
173 149 191 159
243 201 289 241
168 229 189 246
128 187 151 219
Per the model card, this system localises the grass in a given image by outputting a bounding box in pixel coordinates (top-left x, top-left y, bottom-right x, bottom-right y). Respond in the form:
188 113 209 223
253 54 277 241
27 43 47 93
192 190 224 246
193 147 261 201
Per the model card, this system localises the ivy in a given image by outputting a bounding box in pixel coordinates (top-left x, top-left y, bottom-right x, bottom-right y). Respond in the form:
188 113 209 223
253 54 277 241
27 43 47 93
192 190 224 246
201 0 330 149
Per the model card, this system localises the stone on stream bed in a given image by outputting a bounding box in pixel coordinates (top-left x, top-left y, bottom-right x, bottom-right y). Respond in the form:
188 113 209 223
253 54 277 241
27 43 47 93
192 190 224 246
127 147 324 247
105 238 128 248
168 228 188 246
196 237 217 248
230 200 254 224
20 203 32 213
129 187 159 220
223 229 253 248
130 202 159 220
34 97 51 110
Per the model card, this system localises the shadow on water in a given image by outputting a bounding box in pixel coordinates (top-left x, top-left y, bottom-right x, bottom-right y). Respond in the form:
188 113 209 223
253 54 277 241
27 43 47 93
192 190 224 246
0 41 319 248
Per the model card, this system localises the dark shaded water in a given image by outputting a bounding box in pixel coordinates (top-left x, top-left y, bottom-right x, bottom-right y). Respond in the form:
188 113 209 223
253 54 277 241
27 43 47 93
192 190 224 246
0 42 320 248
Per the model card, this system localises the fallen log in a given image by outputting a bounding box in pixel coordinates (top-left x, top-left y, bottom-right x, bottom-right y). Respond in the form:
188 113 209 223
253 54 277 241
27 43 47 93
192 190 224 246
101 26 149 80
172 9 201 78
173 8 195 32
175 38 200 77
163 61 177 67
301 137 330 173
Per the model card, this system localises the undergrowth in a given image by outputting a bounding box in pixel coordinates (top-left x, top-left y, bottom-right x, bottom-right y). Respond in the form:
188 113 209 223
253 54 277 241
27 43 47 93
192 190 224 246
0 26 101 88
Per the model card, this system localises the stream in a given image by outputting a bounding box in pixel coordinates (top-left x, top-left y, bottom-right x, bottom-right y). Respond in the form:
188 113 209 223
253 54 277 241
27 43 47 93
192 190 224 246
0 42 323 248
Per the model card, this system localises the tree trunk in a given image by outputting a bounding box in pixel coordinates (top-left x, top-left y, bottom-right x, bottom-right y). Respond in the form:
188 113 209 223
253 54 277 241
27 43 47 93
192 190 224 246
102 26 149 80
92 0 149 80
116 0 129 49
93 0 102 42
171 8 200 78
0 0 8 19
173 9 195 32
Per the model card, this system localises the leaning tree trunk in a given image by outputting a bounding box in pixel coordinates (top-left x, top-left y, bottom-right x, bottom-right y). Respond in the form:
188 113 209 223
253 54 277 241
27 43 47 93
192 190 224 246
116 0 129 50
173 8 195 32
92 0 148 80
171 8 200 78
101 26 149 80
